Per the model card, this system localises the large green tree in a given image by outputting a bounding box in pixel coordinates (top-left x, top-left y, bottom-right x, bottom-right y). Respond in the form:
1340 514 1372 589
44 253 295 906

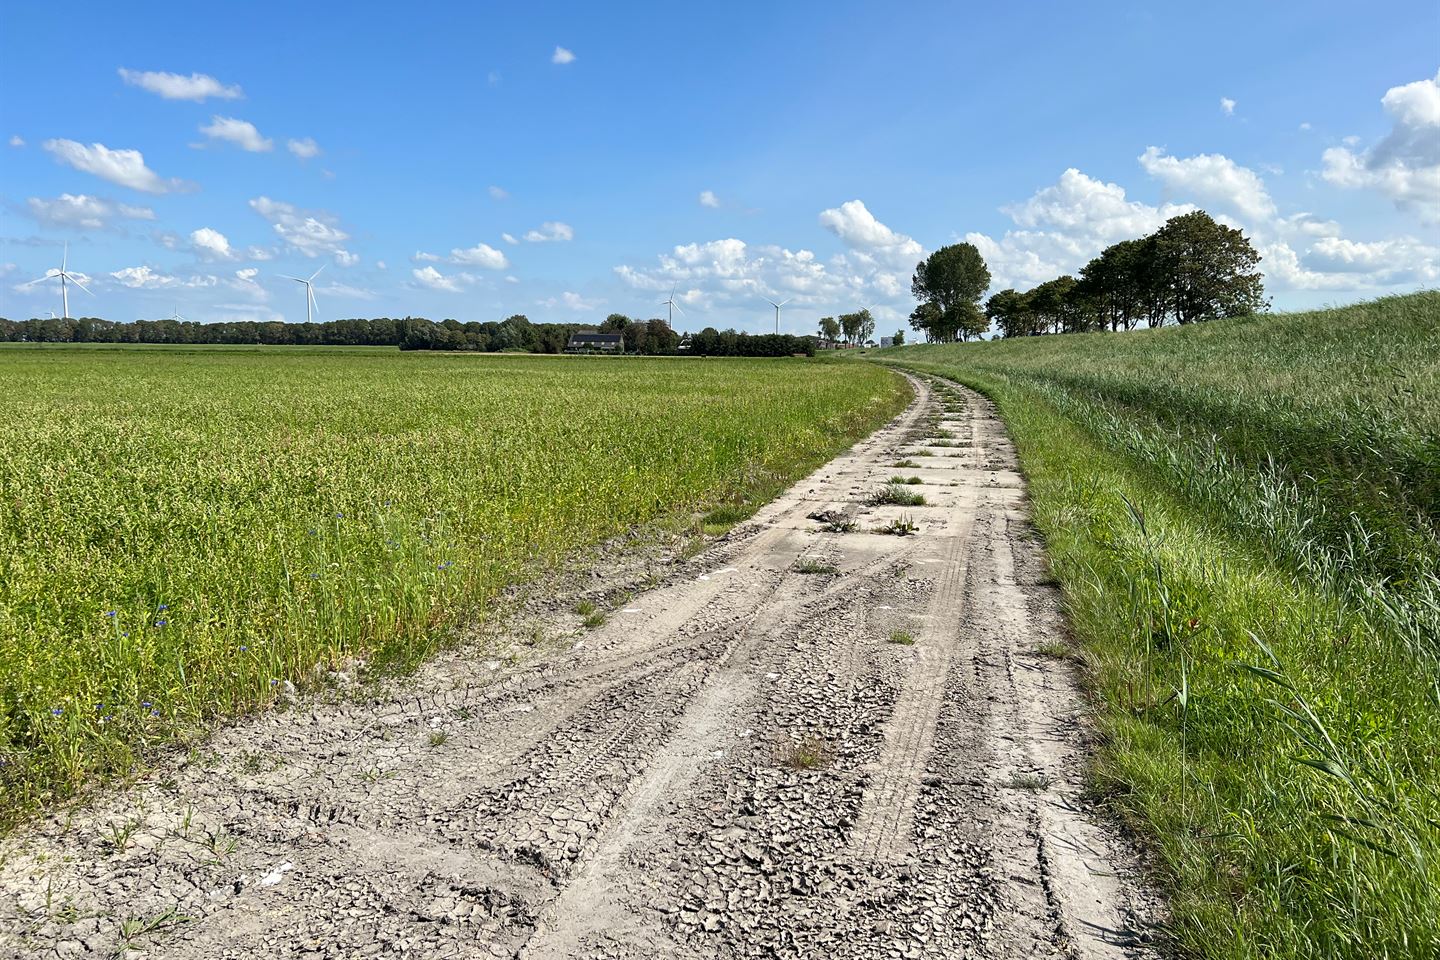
985 289 1035 338
911 242 991 342
1153 211 1267 324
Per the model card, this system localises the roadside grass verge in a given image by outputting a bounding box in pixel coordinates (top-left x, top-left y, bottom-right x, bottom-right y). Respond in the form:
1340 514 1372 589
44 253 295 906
0 349 910 829
876 293 1440 959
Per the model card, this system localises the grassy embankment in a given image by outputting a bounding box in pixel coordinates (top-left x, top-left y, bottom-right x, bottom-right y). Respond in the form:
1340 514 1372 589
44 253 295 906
877 292 1439 960
0 347 909 828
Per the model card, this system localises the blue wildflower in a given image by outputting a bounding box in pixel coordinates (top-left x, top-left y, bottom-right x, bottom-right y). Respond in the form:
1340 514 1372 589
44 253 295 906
51 707 63 716
154 619 168 627
103 610 117 618
157 604 169 611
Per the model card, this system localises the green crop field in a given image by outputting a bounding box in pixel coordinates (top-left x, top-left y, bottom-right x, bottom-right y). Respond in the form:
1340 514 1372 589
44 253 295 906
0 346 908 827
876 291 1440 959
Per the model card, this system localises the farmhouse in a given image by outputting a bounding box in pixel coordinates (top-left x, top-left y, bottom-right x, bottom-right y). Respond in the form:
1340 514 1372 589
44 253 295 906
565 330 623 353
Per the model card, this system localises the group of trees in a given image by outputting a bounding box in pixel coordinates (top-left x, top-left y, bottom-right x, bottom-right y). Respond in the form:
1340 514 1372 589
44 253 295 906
817 309 876 345
985 212 1267 337
905 210 1267 342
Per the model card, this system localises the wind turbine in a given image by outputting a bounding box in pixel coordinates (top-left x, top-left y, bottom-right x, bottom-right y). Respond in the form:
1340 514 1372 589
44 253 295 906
280 264 325 324
169 308 187 323
659 284 685 327
23 243 92 319
763 296 791 334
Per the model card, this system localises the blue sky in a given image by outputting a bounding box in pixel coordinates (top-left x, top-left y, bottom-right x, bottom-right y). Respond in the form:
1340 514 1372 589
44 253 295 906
2 0 1437 333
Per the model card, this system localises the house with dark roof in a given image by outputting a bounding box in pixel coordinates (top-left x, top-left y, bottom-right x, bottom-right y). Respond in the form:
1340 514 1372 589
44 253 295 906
565 330 623 353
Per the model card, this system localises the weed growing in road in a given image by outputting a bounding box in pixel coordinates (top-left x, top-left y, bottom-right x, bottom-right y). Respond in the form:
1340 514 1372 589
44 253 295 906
874 516 919 536
888 629 916 645
888 475 924 485
892 459 921 468
793 559 840 575
870 484 926 507
573 600 597 617
780 735 832 771
582 611 607 629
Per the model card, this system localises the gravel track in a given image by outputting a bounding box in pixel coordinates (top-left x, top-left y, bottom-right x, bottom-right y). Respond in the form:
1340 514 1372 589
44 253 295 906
0 374 1159 960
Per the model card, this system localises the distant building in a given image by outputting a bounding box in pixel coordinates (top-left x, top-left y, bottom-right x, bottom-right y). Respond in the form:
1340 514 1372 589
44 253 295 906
565 330 623 353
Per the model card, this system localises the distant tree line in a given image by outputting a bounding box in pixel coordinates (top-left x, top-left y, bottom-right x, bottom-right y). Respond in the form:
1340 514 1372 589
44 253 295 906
907 210 1268 342
0 312 816 358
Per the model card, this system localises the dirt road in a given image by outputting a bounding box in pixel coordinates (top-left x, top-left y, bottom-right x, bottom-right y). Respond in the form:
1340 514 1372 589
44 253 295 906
0 375 1158 959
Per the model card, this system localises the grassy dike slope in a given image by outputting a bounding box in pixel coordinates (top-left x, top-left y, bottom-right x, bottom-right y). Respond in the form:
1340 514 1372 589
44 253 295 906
875 292 1440 959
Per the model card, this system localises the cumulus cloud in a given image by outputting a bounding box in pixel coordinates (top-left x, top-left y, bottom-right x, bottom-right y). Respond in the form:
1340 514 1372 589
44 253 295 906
191 226 234 260
412 251 441 262
235 267 260 283
287 137 321 159
412 265 463 292
699 190 720 208
26 194 155 229
501 232 519 245
489 185 509 200
1321 69 1440 223
110 265 220 290
552 46 576 65
450 242 510 269
1220 97 1236 116
199 116 273 152
819 199 924 267
524 221 575 242
43 140 182 194
118 68 242 102
615 234 904 321
1138 146 1276 221
248 196 356 263
8 135 23 148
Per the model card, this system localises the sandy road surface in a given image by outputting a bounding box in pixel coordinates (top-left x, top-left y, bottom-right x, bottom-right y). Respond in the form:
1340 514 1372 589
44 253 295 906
1 375 1158 960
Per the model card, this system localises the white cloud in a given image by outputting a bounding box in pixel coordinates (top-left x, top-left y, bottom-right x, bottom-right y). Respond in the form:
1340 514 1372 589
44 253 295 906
1220 97 1236 116
245 245 274 261
8 135 23 148
540 291 599 310
450 242 509 269
248 196 356 262
43 139 182 194
191 226 234 260
199 116 273 152
489 185 509 200
1321 69 1440 223
118 68 242 102
615 234 902 321
505 275 519 284
26 194 155 229
287 137 321 159
552 46 576 65
1139 146 1276 222
110 265 219 290
376 260 388 271
501 232 519 245
334 250 360 267
699 190 720 208
819 199 924 268
524 221 575 242
235 267 259 283
412 251 441 262
1300 122 1313 131
412 265 463 292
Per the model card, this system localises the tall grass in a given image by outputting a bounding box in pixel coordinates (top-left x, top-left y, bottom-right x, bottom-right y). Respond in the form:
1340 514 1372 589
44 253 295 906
0 346 908 827
877 292 1440 959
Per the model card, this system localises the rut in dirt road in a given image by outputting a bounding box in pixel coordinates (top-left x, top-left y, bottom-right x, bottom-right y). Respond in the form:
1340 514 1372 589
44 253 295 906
0 374 1159 960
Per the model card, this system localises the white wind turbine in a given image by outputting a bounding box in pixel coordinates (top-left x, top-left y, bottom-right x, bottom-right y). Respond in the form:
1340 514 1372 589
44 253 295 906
660 284 686 326
280 264 325 324
23 243 92 319
763 296 791 334
170 308 187 323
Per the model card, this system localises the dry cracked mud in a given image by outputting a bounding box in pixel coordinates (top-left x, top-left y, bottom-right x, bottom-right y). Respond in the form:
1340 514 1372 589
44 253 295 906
0 375 1161 960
